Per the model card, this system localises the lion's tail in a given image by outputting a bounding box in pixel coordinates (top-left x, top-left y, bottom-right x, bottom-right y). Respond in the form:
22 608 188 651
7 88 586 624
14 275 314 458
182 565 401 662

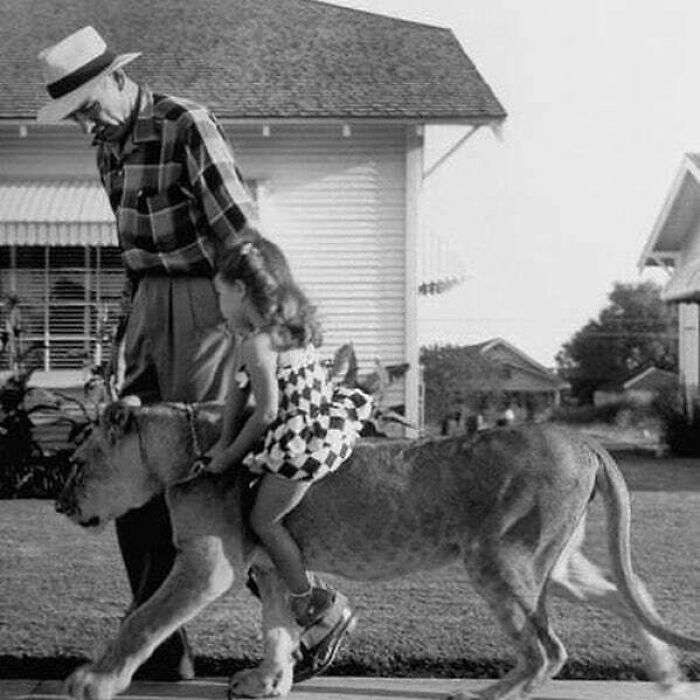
593 441 700 651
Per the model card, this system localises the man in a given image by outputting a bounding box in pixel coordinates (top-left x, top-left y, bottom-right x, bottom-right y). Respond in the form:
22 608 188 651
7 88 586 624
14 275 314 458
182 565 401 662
37 25 257 680
37 25 354 684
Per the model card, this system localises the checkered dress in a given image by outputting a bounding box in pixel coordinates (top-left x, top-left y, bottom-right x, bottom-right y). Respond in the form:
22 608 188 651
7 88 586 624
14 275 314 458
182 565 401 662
241 350 372 482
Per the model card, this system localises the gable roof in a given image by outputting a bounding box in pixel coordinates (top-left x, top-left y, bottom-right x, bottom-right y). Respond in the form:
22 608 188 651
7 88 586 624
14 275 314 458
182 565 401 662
0 0 506 122
466 337 570 390
639 153 700 269
622 367 678 392
639 153 700 301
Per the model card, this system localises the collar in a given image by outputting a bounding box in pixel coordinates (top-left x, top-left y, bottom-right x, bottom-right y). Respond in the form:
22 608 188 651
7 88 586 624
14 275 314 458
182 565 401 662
131 85 160 144
95 84 159 157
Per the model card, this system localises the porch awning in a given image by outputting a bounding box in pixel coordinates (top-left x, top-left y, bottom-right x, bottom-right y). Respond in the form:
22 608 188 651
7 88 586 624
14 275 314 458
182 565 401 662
662 257 700 302
0 181 117 246
418 231 466 296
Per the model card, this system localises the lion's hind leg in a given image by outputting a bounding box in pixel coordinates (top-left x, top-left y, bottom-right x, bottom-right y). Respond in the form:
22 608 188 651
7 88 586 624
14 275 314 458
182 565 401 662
452 543 566 700
550 518 686 693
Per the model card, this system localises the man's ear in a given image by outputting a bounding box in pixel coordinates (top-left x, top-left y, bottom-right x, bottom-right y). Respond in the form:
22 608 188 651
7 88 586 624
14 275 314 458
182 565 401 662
111 69 126 89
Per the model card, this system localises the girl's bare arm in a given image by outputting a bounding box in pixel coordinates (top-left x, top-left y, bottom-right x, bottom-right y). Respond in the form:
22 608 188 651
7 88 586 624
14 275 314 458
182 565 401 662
208 332 279 472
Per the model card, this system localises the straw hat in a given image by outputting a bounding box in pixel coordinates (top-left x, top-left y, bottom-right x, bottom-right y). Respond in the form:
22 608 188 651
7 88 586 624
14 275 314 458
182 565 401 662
37 26 140 123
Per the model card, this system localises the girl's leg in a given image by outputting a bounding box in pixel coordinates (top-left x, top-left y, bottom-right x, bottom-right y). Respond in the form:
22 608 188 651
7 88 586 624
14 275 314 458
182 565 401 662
249 474 313 595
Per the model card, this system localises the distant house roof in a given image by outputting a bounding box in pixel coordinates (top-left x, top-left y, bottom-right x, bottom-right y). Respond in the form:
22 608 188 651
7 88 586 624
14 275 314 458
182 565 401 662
639 153 700 269
465 337 570 392
0 0 507 123
639 153 700 302
622 367 678 392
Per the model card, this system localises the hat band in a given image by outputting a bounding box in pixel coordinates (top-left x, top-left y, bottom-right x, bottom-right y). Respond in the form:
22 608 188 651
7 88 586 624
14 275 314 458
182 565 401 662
47 49 116 99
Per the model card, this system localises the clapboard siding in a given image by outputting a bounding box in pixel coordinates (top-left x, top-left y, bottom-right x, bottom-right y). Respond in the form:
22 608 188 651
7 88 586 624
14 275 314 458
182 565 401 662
228 124 408 408
0 122 412 413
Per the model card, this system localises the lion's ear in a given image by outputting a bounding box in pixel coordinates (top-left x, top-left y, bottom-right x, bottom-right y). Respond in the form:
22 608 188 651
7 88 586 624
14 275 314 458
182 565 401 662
102 401 136 444
330 342 358 386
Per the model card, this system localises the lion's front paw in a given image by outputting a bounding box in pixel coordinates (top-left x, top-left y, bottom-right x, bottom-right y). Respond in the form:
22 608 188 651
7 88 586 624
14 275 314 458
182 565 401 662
229 664 293 698
64 663 128 700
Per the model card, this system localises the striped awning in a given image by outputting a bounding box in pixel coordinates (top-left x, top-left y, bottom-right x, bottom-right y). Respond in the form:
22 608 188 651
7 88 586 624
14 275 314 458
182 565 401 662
0 181 117 246
418 230 467 296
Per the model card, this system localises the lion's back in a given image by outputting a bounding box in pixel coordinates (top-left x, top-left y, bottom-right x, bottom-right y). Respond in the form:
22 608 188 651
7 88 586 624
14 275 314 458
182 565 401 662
285 423 600 577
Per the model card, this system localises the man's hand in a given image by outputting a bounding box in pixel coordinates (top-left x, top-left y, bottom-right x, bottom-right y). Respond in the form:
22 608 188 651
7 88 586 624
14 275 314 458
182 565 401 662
205 452 230 474
198 444 233 475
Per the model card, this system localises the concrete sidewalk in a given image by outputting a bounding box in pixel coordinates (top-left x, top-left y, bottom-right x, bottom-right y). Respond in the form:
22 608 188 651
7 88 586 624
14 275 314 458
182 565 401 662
3 677 699 699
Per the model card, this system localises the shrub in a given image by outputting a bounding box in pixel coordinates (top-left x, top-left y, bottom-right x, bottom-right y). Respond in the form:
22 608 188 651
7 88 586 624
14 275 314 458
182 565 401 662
0 362 89 499
552 402 620 425
653 389 700 457
0 451 74 499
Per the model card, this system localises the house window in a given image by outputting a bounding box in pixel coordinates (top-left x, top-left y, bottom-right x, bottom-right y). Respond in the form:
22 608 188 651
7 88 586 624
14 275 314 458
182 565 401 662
0 180 260 373
0 246 125 371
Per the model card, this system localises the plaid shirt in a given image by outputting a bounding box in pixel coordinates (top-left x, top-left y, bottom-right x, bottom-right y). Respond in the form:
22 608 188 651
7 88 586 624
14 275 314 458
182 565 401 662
96 86 255 276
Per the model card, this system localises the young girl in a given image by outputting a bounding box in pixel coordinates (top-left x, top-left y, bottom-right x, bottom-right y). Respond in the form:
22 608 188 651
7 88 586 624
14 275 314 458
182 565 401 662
204 236 371 629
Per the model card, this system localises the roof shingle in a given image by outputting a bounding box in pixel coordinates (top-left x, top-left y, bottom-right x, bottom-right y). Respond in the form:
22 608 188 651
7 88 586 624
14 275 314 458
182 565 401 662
0 0 506 121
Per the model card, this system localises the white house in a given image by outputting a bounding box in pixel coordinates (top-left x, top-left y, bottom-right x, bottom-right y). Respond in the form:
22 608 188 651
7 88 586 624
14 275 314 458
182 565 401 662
639 154 700 407
0 0 506 428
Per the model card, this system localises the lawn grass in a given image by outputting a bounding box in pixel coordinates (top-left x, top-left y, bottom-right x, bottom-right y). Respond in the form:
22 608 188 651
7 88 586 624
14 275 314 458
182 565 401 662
1 452 700 681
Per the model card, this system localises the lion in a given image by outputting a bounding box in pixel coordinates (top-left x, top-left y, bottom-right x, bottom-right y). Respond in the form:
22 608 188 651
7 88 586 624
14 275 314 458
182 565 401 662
55 401 700 700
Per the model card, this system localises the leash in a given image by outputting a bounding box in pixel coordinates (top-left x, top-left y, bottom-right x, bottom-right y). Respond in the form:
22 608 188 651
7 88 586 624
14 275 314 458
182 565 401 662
183 403 211 480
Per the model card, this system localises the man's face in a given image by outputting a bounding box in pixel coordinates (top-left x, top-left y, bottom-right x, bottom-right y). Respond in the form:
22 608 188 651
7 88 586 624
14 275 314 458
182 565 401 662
66 73 132 142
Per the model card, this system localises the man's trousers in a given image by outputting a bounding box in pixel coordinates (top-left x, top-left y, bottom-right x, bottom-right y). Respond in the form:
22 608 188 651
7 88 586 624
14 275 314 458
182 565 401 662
116 275 233 678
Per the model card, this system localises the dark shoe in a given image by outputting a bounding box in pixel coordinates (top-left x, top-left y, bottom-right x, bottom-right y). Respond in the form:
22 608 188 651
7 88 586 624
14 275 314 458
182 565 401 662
293 601 357 684
135 655 195 682
134 633 195 681
291 586 335 628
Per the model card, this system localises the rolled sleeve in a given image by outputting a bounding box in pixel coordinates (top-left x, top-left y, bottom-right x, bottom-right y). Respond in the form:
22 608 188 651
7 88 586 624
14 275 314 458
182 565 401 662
184 112 257 247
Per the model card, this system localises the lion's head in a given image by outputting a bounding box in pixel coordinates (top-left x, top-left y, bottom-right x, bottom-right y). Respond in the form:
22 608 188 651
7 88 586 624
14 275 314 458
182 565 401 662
55 400 160 530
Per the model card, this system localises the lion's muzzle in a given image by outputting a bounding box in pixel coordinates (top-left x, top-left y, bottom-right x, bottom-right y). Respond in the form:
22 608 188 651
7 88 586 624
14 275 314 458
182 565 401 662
55 487 76 517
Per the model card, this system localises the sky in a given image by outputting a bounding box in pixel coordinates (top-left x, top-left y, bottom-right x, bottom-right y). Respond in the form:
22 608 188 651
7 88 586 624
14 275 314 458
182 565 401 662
328 0 700 366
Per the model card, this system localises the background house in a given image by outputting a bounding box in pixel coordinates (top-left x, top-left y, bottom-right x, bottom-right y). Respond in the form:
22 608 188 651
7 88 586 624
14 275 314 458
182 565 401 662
461 338 569 421
640 153 700 409
0 0 505 430
593 367 678 407
421 337 569 432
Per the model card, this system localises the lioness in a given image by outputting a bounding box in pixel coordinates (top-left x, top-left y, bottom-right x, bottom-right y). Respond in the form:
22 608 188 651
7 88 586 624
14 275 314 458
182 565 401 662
56 401 699 700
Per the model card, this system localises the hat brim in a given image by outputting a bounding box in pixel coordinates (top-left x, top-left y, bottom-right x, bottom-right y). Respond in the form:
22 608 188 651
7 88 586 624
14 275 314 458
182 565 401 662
36 52 141 123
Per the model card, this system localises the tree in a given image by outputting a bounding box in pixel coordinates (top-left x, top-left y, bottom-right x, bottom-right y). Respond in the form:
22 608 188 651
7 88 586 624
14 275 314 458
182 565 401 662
556 281 678 402
420 344 505 424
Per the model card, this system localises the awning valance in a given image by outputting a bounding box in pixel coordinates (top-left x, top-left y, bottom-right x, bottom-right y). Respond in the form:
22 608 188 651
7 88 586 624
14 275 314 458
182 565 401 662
418 231 466 296
0 181 117 246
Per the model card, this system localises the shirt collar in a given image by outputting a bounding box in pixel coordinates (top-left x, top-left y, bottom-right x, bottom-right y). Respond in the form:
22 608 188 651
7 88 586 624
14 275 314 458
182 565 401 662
95 84 159 156
131 85 159 144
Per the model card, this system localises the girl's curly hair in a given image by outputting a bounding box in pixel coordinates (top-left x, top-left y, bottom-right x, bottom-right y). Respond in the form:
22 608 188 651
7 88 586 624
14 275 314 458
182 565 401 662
217 234 322 350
